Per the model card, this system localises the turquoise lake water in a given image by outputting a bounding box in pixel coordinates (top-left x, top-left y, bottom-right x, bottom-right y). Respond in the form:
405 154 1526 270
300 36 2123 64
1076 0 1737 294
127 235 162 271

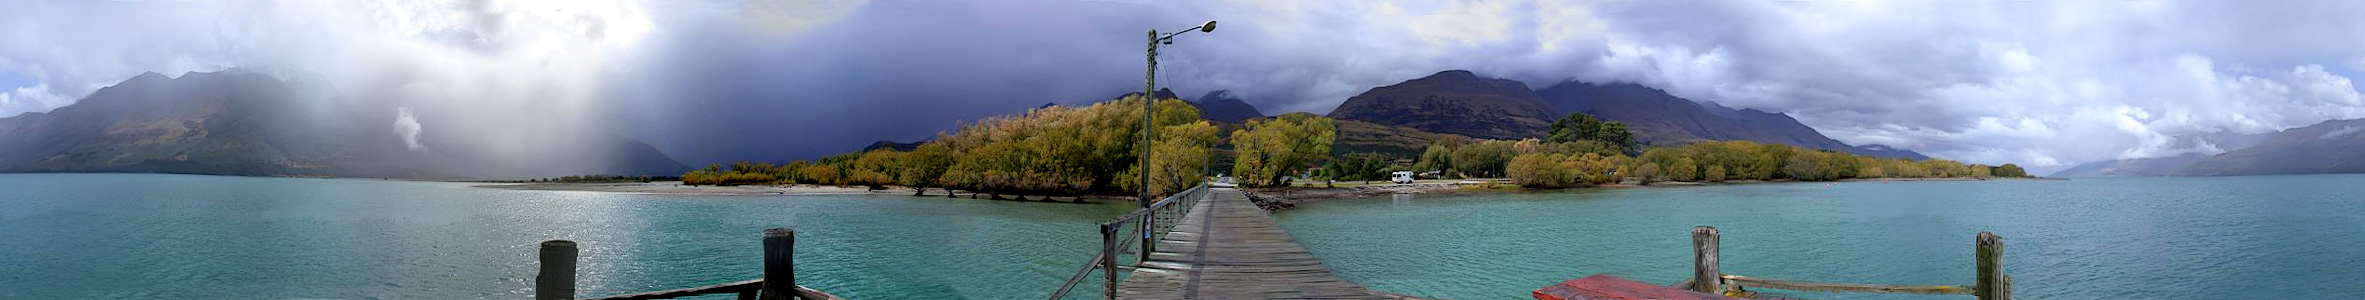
1273 175 2365 299
3 173 2362 299
0 173 1133 299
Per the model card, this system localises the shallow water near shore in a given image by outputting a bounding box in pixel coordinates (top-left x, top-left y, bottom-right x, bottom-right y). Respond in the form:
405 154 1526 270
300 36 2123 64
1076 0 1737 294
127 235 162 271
0 173 1133 299
1273 175 2365 299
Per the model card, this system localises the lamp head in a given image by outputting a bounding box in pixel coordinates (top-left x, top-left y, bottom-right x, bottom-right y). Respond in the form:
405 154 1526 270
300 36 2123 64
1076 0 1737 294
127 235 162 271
1200 21 1217 32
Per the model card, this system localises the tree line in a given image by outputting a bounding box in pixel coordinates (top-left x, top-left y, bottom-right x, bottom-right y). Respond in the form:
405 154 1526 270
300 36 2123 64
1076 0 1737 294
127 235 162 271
1404 113 2033 188
683 96 1217 198
688 106 2031 194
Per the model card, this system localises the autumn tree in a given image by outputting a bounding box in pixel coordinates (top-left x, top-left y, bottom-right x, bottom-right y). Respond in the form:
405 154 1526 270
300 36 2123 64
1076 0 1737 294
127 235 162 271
1232 113 1336 188
1668 157 1699 181
1413 143 1454 177
896 143 956 195
1633 162 1662 184
1139 121 1219 195
1449 140 1518 178
1992 163 2029 177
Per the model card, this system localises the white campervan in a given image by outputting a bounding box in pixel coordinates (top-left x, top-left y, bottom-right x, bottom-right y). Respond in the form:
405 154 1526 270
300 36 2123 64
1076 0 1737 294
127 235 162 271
1390 171 1416 184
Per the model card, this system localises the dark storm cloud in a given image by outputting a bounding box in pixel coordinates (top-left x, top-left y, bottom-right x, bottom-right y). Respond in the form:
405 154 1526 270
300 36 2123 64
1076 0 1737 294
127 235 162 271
620 0 1178 164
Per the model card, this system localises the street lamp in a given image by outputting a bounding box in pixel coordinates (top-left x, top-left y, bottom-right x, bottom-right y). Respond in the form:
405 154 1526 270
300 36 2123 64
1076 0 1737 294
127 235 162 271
1140 20 1216 209
1137 20 1213 265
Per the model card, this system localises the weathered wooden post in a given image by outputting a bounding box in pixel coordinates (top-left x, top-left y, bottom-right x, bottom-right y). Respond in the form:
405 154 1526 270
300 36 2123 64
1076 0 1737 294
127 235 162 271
1976 232 2008 300
762 228 796 300
536 240 578 300
1142 209 1155 263
1691 226 1721 294
1101 223 1121 300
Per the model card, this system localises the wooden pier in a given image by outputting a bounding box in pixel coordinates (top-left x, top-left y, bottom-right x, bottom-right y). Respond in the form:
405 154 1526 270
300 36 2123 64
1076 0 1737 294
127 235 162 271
1114 187 1401 299
527 183 2018 300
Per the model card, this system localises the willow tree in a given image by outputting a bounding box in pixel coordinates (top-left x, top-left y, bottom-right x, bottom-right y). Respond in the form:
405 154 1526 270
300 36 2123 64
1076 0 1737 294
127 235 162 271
896 143 957 196
1140 121 1218 195
1232 113 1335 188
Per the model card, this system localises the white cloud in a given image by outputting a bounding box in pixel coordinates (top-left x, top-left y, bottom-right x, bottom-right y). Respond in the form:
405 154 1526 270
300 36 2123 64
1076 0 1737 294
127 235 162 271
395 106 426 151
0 83 70 117
0 0 655 160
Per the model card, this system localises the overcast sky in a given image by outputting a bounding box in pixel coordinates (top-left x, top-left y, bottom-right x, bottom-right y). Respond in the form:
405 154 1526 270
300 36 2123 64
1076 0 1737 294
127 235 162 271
5 0 2365 171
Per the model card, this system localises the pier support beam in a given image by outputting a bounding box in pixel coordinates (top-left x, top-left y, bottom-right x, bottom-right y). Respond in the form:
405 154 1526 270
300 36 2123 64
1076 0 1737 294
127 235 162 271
537 240 578 300
763 228 796 300
1691 226 1720 294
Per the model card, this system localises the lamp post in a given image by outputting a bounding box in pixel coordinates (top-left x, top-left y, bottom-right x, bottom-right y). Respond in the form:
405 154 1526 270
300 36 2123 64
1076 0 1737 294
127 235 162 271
1140 20 1215 258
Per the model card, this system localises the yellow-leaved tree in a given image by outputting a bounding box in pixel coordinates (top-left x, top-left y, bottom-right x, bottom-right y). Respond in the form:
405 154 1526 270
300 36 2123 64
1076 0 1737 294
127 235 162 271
1231 113 1335 188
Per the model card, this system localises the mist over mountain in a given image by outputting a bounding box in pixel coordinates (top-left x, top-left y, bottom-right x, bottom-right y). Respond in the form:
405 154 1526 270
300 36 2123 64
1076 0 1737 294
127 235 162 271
2177 119 2365 176
2050 131 2276 178
0 70 683 178
1191 90 1265 123
2050 154 2212 178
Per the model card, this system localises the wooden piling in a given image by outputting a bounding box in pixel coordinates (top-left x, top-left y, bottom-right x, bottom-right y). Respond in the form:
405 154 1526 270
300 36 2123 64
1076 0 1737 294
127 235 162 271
537 240 578 300
762 228 795 300
1691 226 1721 294
1101 223 1120 300
1976 232 2007 300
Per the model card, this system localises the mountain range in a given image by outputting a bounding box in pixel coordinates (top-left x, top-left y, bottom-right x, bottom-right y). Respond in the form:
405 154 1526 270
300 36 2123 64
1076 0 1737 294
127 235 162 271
1191 90 1266 123
36 68 2365 179
2050 131 2275 177
0 70 685 178
2175 119 2365 176
1327 70 1927 159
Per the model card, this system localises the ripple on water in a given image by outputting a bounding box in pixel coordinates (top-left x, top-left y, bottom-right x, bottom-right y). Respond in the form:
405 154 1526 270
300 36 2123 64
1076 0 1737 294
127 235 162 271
1277 176 2365 299
0 174 1136 299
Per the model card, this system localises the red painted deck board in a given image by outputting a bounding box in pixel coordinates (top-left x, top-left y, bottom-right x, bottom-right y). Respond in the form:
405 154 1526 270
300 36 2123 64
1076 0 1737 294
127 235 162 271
1533 274 1744 300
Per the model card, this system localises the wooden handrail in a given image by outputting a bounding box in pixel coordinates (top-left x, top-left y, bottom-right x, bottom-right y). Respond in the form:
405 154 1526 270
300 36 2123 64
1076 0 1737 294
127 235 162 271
1047 183 1209 300
583 280 846 300
583 280 759 300
1106 184 1208 226
1720 275 1972 295
1687 227 2011 300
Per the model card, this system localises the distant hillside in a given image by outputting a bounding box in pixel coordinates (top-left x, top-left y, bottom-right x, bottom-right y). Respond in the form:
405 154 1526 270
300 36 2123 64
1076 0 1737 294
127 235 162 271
1326 70 1556 140
2050 131 2274 178
2177 118 2365 176
0 70 684 178
1331 119 1473 158
2051 154 2210 178
1191 90 1265 122
862 140 925 152
1534 81 1927 159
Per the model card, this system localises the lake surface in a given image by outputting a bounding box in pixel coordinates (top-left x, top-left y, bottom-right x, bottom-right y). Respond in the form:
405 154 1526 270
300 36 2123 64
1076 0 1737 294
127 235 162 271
7 174 2362 299
1275 175 2365 299
0 173 1133 299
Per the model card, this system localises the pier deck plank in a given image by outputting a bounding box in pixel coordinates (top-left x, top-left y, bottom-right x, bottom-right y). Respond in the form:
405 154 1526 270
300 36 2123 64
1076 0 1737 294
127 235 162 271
1116 188 1402 300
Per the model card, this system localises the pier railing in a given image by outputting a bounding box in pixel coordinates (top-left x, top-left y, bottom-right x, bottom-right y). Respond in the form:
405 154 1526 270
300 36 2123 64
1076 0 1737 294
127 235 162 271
1679 226 2012 300
1046 183 1211 300
535 228 846 300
